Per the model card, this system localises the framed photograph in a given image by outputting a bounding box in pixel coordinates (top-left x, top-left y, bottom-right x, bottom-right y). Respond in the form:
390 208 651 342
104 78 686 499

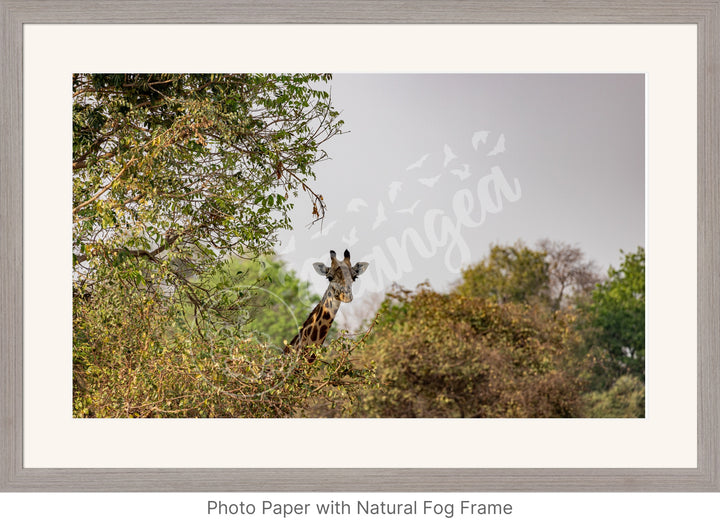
1 1 718 491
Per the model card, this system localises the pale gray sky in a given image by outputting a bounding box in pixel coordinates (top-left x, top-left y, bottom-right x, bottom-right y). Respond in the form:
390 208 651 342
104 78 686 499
275 74 645 315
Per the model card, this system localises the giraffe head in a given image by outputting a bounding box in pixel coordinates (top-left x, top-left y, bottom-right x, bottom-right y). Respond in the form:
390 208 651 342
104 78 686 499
313 249 369 303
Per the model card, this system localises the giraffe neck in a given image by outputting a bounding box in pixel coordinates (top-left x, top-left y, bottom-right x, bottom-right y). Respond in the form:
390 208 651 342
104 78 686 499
285 289 341 361
317 288 343 324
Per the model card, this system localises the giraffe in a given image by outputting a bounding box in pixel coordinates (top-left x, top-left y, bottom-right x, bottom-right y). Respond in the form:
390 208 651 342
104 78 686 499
283 249 369 362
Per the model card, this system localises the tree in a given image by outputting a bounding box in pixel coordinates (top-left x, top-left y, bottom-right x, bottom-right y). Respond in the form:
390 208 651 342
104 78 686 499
209 256 321 350
583 247 645 383
537 239 601 310
583 375 645 418
456 241 550 305
71 74 365 418
73 256 371 418
73 73 342 317
456 240 600 311
349 286 586 418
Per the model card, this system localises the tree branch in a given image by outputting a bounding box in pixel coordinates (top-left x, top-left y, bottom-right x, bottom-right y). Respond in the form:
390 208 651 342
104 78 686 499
73 232 179 266
72 157 137 215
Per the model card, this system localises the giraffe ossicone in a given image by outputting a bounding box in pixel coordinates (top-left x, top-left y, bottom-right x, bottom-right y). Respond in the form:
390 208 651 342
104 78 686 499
283 249 369 362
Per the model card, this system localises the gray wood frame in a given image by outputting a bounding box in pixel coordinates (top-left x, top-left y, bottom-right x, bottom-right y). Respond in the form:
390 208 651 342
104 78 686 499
1 0 718 492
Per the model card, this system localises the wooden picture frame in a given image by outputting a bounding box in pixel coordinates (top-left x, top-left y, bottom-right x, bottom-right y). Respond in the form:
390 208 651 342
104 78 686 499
1 0 718 491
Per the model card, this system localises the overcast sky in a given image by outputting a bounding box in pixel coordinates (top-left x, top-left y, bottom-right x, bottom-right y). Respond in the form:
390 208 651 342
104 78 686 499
274 74 645 322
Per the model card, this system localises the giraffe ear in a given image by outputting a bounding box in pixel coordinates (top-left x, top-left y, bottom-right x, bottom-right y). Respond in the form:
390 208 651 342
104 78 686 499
353 262 369 276
313 262 330 276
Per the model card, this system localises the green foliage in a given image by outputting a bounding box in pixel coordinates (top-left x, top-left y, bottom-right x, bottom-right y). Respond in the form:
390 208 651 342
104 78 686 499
208 256 321 349
72 73 363 418
335 241 641 418
73 73 342 319
73 273 370 418
583 375 645 417
456 241 550 305
583 247 645 383
348 286 586 418
457 240 601 311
